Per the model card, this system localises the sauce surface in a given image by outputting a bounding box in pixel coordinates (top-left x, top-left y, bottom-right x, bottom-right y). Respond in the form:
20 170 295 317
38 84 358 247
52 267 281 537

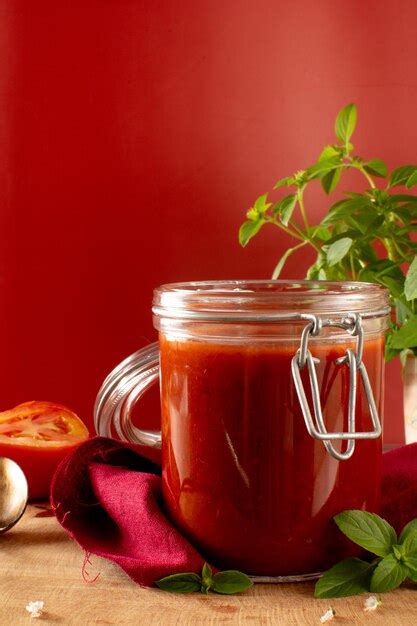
160 333 383 576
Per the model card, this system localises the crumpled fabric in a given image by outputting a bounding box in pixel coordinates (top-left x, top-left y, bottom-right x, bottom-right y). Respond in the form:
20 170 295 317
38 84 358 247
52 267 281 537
50 436 417 586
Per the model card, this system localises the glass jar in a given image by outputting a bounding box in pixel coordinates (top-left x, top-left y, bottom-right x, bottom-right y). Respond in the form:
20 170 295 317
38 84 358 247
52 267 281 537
94 280 390 580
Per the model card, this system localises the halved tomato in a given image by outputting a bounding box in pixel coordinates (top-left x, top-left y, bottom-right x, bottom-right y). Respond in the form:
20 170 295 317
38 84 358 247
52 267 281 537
0 401 89 500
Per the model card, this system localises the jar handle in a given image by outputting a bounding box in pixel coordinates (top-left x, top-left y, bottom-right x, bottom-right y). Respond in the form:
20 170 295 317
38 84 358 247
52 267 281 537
94 342 161 448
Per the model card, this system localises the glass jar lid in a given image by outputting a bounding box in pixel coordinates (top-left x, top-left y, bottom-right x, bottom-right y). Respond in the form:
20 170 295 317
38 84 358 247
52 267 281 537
152 280 390 322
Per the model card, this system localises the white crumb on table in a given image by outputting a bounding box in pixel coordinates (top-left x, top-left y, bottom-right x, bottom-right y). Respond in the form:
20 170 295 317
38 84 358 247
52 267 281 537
25 600 44 618
364 595 382 612
320 607 335 622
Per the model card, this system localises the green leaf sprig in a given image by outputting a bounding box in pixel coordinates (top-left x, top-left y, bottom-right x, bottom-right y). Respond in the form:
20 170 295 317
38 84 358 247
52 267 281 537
239 103 417 363
155 562 253 595
315 510 417 598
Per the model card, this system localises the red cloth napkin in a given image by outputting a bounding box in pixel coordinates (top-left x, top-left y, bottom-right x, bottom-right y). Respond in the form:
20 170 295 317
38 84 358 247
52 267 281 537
50 437 417 587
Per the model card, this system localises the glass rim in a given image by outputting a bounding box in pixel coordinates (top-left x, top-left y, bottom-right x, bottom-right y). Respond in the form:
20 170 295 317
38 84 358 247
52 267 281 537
153 280 390 321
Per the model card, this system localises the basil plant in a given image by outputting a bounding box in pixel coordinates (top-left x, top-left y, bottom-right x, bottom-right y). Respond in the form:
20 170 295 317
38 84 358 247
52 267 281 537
240 103 417 362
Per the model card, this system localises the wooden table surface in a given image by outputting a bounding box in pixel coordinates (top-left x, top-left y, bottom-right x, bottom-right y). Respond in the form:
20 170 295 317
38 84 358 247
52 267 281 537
1 504 417 625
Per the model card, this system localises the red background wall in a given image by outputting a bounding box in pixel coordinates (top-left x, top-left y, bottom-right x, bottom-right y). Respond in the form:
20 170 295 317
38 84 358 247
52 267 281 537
1 0 416 443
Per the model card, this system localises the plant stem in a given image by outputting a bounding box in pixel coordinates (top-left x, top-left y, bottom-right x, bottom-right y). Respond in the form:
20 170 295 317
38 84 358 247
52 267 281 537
392 239 406 260
376 260 406 278
289 220 323 254
350 253 357 280
271 240 310 280
297 187 310 229
377 237 398 262
357 165 376 189
266 216 304 242
345 156 376 189
305 236 322 255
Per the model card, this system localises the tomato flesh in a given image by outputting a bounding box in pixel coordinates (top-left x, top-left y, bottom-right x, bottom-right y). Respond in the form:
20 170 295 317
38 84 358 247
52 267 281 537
0 401 89 499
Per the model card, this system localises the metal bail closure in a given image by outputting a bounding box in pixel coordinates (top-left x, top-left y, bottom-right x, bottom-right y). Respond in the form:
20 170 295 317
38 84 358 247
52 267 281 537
291 312 382 461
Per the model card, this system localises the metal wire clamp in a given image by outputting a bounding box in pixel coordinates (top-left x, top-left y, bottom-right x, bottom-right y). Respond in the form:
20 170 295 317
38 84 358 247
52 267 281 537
291 312 382 461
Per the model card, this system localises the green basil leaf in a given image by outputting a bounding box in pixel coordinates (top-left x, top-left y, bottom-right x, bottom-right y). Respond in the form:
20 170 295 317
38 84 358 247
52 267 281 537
349 212 380 234
400 519 417 555
239 218 265 247
400 519 417 543
321 263 347 280
273 194 297 226
306 259 322 280
335 510 397 557
251 193 271 214
408 568 417 582
314 558 376 598
331 221 350 235
406 169 417 188
372 259 405 282
211 571 253 595
355 242 378 264
326 230 361 245
397 222 417 235
368 187 390 207
370 554 409 592
392 544 404 560
366 213 385 233
309 225 331 242
390 193 417 203
201 562 213 593
405 257 417 301
156 572 202 593
346 190 367 199
246 208 259 220
390 165 417 188
321 197 371 225
396 300 413 326
364 159 388 178
404 556 417 583
391 316 417 350
335 103 357 144
385 335 401 362
404 555 417 572
391 205 413 224
202 563 212 578
319 145 340 161
326 237 353 266
273 176 295 189
306 157 341 180
377 276 404 299
357 268 376 283
321 167 342 194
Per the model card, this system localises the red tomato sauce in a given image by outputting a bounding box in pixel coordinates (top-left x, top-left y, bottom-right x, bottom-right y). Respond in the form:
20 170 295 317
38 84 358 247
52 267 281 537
160 333 383 576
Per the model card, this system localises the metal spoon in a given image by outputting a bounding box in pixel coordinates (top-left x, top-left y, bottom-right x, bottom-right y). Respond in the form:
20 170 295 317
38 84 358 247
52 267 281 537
0 457 28 533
